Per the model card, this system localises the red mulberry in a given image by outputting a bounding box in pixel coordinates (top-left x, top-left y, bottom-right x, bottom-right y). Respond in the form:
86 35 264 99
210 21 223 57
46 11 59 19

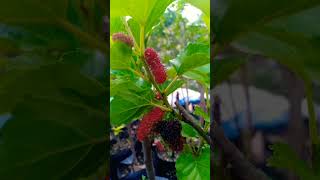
112 32 134 47
137 107 165 142
144 48 167 84
154 140 165 152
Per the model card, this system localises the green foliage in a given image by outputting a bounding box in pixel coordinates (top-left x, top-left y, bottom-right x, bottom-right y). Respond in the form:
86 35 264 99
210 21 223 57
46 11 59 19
212 57 246 88
267 143 319 180
110 42 133 70
0 0 107 179
111 1 210 179
111 0 174 34
176 146 210 180
193 106 209 123
110 81 154 126
181 121 198 138
171 43 210 75
213 0 320 44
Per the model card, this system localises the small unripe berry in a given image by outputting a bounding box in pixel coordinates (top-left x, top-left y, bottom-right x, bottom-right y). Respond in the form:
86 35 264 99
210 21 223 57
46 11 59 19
155 91 162 100
112 32 134 47
137 107 164 142
144 48 167 84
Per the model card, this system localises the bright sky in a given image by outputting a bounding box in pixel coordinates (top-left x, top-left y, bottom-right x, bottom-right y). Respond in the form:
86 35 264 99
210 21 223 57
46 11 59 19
181 3 203 24
167 2 203 24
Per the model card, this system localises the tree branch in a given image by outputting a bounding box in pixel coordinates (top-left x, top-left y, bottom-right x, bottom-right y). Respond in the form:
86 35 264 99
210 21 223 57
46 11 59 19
142 138 156 180
175 102 213 148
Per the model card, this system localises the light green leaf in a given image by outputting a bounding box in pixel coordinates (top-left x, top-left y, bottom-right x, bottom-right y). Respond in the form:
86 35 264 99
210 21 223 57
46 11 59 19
176 147 210 180
194 106 209 122
163 80 185 96
171 43 210 75
110 42 133 70
181 122 197 137
111 0 174 34
110 81 154 126
183 64 210 87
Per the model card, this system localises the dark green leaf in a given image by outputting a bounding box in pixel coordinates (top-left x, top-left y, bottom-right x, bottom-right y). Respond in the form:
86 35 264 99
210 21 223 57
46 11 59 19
267 143 318 180
0 96 107 179
212 57 246 88
213 0 320 44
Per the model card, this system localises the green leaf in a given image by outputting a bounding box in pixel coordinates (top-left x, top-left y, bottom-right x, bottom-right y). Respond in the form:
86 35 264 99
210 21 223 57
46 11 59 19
171 43 210 75
267 143 318 180
176 147 210 180
0 96 107 179
111 0 174 34
164 80 185 96
213 0 320 44
193 106 209 122
0 64 106 114
110 81 154 126
0 1 67 23
110 42 133 70
181 122 197 137
110 17 126 35
183 64 210 88
212 57 246 88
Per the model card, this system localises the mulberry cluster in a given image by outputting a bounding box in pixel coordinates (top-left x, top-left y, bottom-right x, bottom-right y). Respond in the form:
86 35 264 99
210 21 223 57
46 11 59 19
137 107 164 142
154 120 184 152
144 48 167 84
112 32 134 47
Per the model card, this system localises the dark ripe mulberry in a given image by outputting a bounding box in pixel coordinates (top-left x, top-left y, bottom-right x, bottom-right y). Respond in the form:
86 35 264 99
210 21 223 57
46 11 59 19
137 107 165 142
112 32 134 47
154 120 184 152
144 48 167 84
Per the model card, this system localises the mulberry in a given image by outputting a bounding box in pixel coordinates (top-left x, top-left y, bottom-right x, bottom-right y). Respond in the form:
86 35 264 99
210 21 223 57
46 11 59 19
137 107 164 142
154 120 184 152
144 48 167 84
154 140 165 152
112 32 134 47
169 137 184 152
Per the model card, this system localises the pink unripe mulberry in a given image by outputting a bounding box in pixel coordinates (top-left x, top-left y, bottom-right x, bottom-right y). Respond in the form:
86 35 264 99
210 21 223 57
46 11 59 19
137 107 164 142
112 32 134 47
144 48 167 84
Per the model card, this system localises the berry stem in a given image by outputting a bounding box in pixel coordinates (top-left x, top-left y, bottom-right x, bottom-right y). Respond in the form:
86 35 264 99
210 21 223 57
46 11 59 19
129 68 148 81
150 103 172 112
140 25 145 54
